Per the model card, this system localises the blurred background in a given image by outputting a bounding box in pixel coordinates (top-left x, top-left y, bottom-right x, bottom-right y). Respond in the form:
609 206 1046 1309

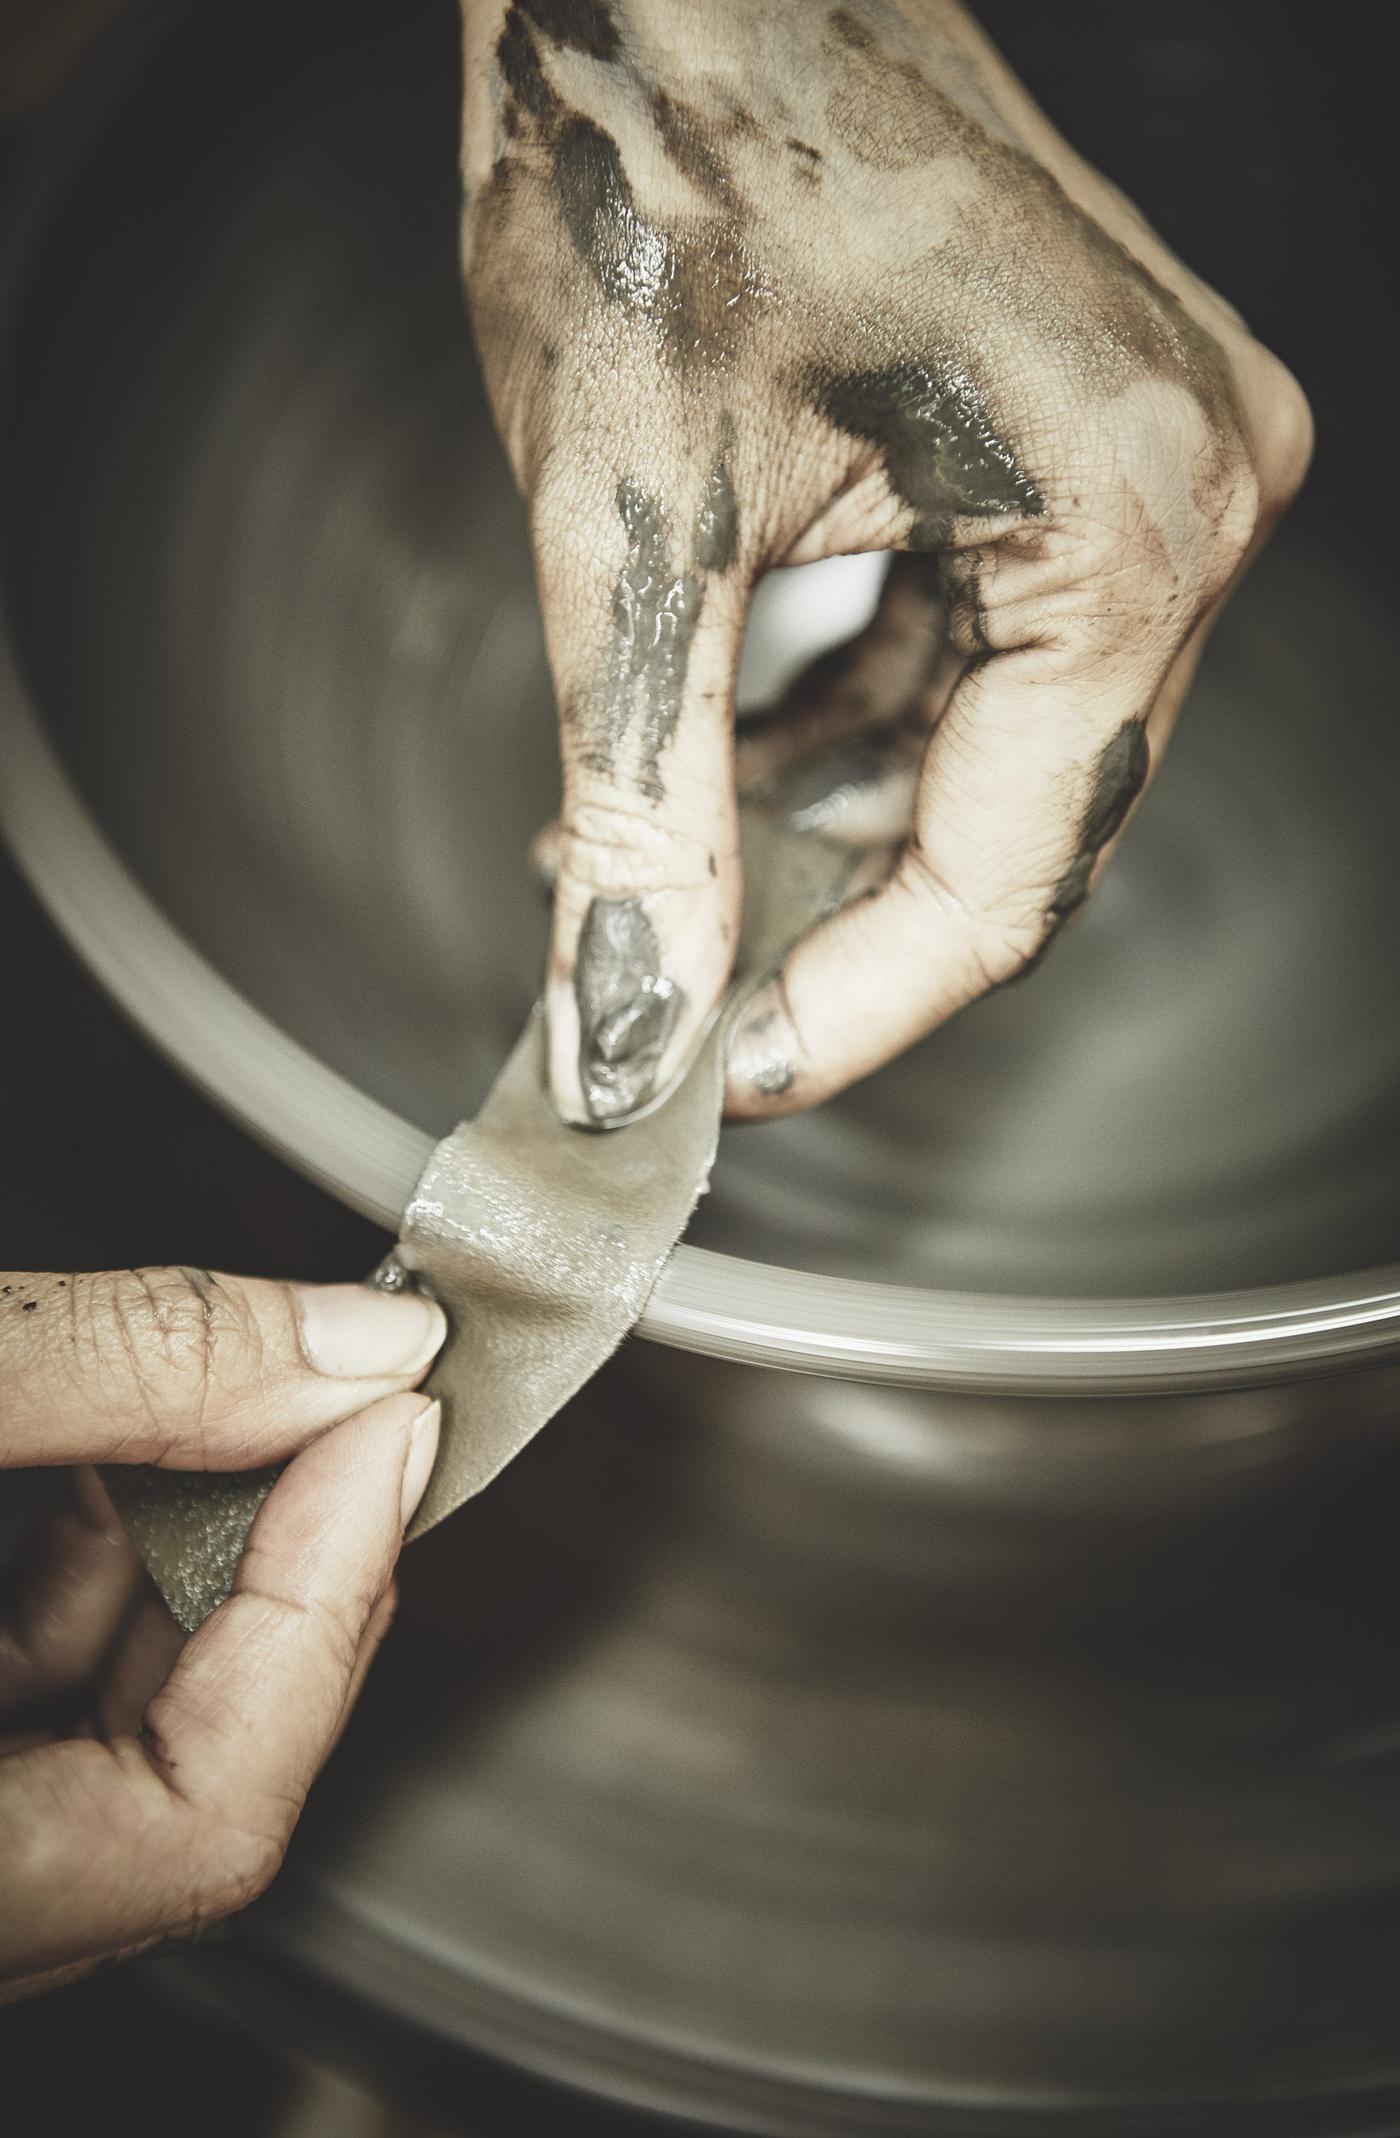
1 2 1397 2133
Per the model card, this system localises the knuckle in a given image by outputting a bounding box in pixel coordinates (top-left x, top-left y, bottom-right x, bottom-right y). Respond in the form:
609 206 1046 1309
558 796 714 896
1250 353 1315 511
963 908 1052 992
303 1588 367 1685
897 844 1047 990
236 1576 368 1690
288 1578 381 1699
190 1818 288 1925
1202 461 1262 582
78 1268 262 1444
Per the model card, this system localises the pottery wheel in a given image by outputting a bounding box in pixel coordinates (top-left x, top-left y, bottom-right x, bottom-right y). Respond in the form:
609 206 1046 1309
5 0 1400 2129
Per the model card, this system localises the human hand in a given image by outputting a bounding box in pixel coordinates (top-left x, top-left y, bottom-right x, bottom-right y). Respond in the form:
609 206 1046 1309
458 0 1311 1122
0 1266 445 2000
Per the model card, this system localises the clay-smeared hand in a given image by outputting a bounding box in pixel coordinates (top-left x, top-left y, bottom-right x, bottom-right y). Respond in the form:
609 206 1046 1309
459 0 1311 1121
0 1267 445 2001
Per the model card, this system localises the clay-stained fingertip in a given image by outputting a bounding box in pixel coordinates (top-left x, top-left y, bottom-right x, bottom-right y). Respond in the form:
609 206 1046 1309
570 894 686 1128
724 980 801 1120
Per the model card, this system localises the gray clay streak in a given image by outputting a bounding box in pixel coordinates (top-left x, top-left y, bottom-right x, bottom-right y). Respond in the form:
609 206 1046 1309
599 483 703 794
575 894 686 1122
818 362 1042 550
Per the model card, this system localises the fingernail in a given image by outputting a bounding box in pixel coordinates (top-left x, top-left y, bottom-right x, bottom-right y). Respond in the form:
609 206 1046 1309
727 982 798 1101
574 895 685 1125
295 1283 447 1380
399 1398 441 1529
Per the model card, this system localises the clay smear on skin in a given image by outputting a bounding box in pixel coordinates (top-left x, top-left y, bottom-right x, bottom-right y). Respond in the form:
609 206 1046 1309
694 457 740 573
817 361 1042 548
575 894 685 1123
594 482 703 792
1049 717 1151 924
492 5 770 373
1004 718 1151 988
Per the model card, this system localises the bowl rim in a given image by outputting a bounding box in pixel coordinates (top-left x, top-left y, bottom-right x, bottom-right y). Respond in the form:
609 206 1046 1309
4 47 1399 1399
5 669 1400 1395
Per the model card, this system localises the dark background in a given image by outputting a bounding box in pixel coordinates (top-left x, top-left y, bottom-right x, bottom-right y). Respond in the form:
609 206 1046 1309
1 3 1393 2132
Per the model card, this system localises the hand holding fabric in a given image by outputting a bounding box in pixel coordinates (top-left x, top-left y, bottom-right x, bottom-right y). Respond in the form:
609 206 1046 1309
0 1266 444 2000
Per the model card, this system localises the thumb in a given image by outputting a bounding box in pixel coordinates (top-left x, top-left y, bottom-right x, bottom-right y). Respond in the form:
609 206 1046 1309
530 457 749 1126
0 1268 446 1471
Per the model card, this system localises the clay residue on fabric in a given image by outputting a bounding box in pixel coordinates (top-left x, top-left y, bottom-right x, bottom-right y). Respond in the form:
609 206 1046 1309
104 819 868 1623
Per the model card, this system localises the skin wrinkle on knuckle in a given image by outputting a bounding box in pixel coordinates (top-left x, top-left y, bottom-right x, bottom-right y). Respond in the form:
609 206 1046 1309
140 1673 237 1801
13 1678 300 1956
138 1606 365 1885
1008 507 1207 660
976 485 1215 664
964 918 1047 994
71 1273 170 1455
56 1269 266 1463
0 1277 67 1444
102 1727 188 1823
182 1814 289 1928
894 837 1047 972
234 1553 384 1686
558 794 719 896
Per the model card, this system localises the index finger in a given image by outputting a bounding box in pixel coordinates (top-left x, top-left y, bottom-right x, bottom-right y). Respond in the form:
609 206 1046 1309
0 1268 445 1472
520 421 756 1128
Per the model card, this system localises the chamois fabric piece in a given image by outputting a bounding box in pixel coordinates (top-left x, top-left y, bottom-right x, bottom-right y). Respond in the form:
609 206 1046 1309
106 814 869 1630
397 1006 729 1536
106 1465 278 1637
